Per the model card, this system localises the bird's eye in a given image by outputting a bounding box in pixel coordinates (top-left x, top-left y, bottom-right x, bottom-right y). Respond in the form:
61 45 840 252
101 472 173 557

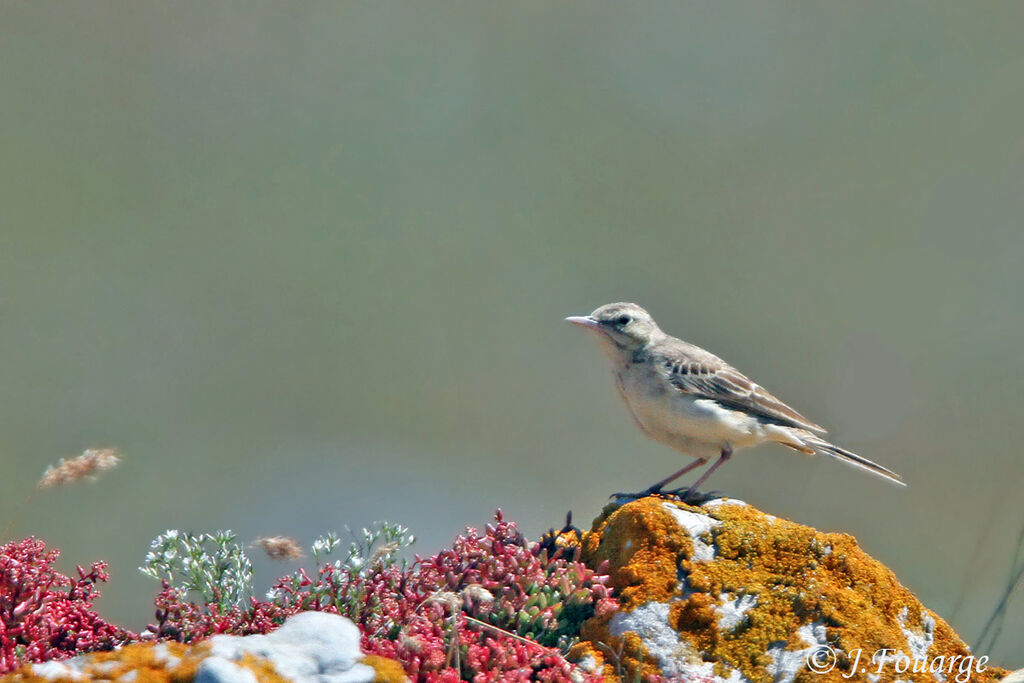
617 315 631 326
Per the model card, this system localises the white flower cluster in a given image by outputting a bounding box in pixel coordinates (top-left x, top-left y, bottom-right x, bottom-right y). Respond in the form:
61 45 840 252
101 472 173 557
141 521 415 616
309 522 414 577
269 522 415 614
139 529 254 610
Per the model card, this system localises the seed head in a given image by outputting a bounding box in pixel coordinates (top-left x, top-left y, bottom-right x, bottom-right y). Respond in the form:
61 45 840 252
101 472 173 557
461 584 495 610
253 536 305 561
422 591 461 613
37 448 121 489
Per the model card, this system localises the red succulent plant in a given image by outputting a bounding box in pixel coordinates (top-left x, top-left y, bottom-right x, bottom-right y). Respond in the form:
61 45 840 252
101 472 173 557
1 538 133 673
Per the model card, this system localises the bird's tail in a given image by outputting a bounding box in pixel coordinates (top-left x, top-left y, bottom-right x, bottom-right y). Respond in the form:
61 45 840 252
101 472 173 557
790 434 905 487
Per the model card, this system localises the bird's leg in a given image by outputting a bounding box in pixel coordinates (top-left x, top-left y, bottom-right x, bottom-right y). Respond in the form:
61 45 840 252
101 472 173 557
684 444 733 493
648 459 708 492
610 459 707 501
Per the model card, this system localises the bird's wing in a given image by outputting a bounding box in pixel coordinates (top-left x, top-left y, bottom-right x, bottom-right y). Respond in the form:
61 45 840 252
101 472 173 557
653 342 826 433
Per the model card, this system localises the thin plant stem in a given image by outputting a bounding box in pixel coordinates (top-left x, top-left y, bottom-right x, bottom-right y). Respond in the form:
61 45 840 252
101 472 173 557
975 519 1024 653
463 615 557 654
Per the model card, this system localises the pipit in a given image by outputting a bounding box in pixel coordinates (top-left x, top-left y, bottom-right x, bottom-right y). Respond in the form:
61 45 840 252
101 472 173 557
566 302 904 496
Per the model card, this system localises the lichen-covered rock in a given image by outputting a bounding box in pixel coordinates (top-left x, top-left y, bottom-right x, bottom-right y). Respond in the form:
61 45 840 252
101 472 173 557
1 612 406 683
569 496 1007 683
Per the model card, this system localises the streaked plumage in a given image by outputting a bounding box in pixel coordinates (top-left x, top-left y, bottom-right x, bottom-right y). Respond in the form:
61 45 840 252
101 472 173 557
651 342 825 433
566 302 904 491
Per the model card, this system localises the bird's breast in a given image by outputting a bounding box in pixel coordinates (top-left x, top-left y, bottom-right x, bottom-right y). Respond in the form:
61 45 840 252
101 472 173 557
613 365 763 452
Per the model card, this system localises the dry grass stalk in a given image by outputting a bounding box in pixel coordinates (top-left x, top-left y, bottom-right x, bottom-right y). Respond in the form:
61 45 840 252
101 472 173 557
462 615 556 654
253 536 305 561
37 448 121 490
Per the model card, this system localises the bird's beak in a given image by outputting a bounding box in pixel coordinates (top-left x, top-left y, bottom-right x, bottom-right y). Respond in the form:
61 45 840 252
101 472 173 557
565 316 601 331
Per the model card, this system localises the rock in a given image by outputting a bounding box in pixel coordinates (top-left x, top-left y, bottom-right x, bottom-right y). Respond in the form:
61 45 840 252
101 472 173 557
3 613 406 683
203 612 373 682
194 657 260 683
26 662 84 681
569 496 1008 683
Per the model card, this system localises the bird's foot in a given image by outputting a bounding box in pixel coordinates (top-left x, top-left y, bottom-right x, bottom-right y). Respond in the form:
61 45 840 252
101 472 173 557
609 485 673 502
660 486 723 506
609 485 726 506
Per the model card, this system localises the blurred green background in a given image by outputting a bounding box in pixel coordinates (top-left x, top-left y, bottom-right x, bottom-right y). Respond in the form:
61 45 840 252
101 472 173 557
2 1 1023 664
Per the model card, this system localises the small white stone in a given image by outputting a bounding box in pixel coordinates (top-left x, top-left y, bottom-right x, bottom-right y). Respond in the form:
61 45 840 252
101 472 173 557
203 612 378 683
1001 669 1024 683
194 657 259 683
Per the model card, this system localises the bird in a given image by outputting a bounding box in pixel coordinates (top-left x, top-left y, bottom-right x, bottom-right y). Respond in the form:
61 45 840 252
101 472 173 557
566 302 904 496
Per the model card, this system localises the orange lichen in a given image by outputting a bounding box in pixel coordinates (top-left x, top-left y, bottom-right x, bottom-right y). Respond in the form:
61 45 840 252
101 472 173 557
0 639 406 683
574 497 1008 683
0 642 198 683
582 500 690 608
234 653 292 683
364 654 409 682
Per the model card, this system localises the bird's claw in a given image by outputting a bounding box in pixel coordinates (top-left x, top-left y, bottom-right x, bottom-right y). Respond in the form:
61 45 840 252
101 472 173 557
609 486 723 506
662 486 723 505
609 488 654 502
609 485 672 502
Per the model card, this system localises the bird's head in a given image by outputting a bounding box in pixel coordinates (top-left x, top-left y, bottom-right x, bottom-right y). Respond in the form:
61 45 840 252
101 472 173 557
566 302 662 354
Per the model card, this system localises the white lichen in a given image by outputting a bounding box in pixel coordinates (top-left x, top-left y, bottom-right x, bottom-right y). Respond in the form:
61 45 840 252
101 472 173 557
715 592 758 632
149 643 181 668
609 601 750 682
702 498 747 509
577 654 600 673
898 606 942 681
31 661 86 681
765 621 829 683
662 503 722 562
898 606 936 661
609 602 694 678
